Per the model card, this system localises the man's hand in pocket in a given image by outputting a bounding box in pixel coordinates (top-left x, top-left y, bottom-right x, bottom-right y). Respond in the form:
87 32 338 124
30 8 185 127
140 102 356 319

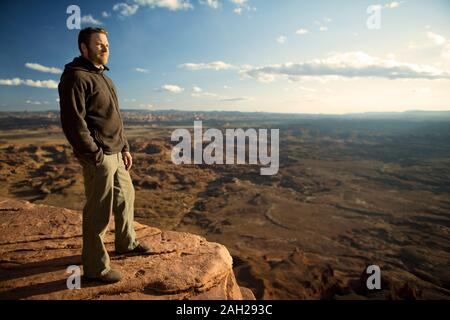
122 151 133 171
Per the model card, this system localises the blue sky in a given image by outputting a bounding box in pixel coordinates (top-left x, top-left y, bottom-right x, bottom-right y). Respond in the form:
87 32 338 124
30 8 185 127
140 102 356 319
0 0 450 114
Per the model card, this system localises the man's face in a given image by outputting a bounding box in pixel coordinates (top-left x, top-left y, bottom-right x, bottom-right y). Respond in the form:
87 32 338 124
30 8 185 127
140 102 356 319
84 33 109 66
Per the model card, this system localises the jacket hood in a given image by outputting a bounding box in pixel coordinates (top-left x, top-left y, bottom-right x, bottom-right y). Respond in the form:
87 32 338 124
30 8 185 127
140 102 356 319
63 56 110 74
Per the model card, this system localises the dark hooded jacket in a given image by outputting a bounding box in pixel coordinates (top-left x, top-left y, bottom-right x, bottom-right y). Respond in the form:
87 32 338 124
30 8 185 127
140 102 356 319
58 56 129 166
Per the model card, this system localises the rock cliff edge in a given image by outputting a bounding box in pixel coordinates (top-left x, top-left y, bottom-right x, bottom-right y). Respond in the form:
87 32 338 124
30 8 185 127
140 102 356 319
0 197 255 300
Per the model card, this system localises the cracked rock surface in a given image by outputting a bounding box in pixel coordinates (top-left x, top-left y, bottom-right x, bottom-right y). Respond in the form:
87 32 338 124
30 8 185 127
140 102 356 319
0 197 255 300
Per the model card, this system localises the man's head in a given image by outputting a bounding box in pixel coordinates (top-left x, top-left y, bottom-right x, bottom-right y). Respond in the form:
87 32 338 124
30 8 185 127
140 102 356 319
78 27 109 67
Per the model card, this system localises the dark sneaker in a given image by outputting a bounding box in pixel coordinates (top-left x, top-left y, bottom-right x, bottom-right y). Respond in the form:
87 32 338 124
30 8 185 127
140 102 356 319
84 268 122 283
117 243 151 255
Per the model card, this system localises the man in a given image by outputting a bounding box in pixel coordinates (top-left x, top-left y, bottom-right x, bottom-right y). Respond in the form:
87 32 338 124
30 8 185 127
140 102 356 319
58 27 149 284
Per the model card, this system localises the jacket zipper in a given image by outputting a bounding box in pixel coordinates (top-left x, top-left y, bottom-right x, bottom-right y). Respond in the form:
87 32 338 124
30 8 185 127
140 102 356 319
100 72 126 148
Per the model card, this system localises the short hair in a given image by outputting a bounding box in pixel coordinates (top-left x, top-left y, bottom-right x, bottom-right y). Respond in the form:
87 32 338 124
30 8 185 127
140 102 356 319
78 27 108 54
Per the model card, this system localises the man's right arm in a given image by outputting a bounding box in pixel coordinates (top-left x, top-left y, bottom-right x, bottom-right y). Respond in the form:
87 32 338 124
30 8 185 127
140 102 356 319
58 75 103 166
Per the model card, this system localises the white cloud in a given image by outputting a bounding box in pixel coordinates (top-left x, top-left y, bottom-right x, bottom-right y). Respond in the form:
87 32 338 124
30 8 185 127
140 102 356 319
0 78 21 86
277 36 287 44
113 3 139 17
240 51 450 82
162 84 184 93
189 85 247 101
81 15 103 25
313 18 331 32
26 100 42 105
386 2 399 8
229 0 255 15
134 67 149 73
427 32 446 46
191 86 219 97
386 53 396 60
0 78 58 89
112 0 193 18
179 60 236 70
133 0 193 11
192 91 219 98
426 31 450 60
220 96 250 102
200 0 220 9
102 11 111 18
230 0 247 4
192 85 203 93
25 63 62 74
372 1 405 11
296 28 309 35
384 1 404 9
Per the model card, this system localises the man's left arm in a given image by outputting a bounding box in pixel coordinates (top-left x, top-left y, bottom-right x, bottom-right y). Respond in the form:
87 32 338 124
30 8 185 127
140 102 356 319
121 131 130 152
121 133 132 170
112 80 132 170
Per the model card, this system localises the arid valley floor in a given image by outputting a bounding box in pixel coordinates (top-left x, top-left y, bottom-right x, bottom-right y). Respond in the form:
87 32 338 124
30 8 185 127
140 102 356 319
1 110 449 299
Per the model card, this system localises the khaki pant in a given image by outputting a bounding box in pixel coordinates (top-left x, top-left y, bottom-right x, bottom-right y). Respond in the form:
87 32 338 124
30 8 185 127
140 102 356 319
79 152 138 277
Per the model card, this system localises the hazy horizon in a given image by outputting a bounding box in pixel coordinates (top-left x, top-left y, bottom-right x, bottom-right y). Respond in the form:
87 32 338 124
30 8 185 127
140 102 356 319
2 106 450 119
